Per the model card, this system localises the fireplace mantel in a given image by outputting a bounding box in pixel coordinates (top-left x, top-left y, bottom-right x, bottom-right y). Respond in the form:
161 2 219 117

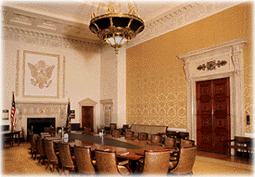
16 101 68 137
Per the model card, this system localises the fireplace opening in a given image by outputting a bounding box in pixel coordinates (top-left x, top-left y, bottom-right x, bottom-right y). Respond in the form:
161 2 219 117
27 118 55 136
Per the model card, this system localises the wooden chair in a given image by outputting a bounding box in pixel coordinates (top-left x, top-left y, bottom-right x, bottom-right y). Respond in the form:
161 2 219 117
44 139 59 172
125 131 133 139
180 139 195 148
95 149 131 175
31 134 39 160
138 132 148 141
164 136 176 147
137 149 171 175
82 127 92 135
112 129 121 137
169 146 197 175
178 132 189 140
229 136 251 159
149 134 162 145
109 123 117 134
167 131 177 138
36 136 47 165
58 142 76 174
74 146 96 174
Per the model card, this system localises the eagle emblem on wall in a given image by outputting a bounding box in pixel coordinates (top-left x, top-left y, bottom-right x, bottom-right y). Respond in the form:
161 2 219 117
28 60 55 89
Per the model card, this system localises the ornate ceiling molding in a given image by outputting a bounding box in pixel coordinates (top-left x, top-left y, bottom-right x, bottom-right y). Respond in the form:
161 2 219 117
128 2 241 48
3 25 102 51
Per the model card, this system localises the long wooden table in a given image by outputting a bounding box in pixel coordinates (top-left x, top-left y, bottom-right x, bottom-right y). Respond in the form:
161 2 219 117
48 131 178 172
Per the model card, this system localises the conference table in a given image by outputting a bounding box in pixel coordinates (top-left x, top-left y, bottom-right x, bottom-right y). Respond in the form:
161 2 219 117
48 131 178 172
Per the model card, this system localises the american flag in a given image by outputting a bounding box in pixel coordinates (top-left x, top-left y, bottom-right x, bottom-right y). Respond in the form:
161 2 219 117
11 92 16 132
66 99 71 132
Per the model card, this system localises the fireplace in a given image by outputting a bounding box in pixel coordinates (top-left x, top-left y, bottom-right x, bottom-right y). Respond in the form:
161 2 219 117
27 118 55 135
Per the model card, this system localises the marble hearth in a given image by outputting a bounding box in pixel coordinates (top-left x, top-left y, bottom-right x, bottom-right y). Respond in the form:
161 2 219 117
16 101 68 138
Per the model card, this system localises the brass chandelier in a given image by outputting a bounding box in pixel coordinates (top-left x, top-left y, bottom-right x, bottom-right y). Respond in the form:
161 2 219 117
89 2 145 56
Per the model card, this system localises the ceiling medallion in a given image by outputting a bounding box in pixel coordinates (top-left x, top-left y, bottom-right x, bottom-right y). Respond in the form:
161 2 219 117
89 2 145 57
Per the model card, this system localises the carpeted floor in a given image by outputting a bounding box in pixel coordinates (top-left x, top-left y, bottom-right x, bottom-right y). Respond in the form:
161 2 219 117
1 143 254 176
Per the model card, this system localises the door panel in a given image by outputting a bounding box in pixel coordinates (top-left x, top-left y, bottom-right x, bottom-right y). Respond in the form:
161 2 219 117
196 77 230 154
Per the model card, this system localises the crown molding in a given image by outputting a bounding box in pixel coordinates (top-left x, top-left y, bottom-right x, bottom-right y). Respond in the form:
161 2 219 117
3 25 102 51
127 1 242 48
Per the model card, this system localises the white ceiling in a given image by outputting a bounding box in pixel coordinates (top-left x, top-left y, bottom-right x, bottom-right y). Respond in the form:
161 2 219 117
2 1 241 45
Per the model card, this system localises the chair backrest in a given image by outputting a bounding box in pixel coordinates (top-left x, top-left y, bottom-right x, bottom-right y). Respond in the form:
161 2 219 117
180 140 195 148
110 123 117 130
178 132 189 139
43 139 58 163
165 137 176 147
151 134 162 144
125 131 133 139
138 132 148 141
112 129 120 137
143 149 171 175
74 146 95 174
31 134 39 151
170 146 197 174
83 128 92 135
37 136 45 156
58 142 75 169
95 149 120 174
167 131 177 137
122 124 129 129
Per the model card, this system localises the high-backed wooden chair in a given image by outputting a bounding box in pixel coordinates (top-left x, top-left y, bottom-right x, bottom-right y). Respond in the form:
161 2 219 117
83 127 92 135
58 142 76 174
180 139 195 148
164 137 176 147
31 134 39 160
138 132 148 141
44 139 59 172
95 149 131 175
74 146 96 174
112 129 121 137
169 146 197 175
108 123 117 134
125 131 133 139
178 132 189 140
36 136 47 165
149 134 162 145
167 131 177 138
138 149 171 175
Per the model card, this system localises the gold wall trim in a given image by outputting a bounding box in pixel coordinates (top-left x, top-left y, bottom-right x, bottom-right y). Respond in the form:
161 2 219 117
22 50 60 98
15 50 20 96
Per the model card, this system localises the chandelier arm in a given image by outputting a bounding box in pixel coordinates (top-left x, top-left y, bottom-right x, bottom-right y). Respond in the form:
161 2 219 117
127 19 133 28
136 25 144 33
110 17 113 27
92 23 100 32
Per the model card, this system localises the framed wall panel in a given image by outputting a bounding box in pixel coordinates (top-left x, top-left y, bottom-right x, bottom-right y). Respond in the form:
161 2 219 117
22 50 60 98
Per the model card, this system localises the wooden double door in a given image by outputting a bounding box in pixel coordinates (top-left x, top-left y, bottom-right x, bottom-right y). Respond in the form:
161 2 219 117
196 77 230 154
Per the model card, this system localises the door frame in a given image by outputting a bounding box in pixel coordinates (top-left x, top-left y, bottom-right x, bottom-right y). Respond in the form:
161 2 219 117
178 39 247 153
78 98 98 133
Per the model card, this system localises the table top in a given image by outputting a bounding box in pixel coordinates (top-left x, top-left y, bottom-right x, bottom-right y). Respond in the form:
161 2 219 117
1 130 20 135
53 131 177 161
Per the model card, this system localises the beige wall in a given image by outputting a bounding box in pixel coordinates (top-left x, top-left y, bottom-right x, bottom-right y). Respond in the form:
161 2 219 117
126 3 252 133
2 29 102 131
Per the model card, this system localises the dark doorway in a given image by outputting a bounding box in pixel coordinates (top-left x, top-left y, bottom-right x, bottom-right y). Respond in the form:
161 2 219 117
82 106 93 132
196 77 230 154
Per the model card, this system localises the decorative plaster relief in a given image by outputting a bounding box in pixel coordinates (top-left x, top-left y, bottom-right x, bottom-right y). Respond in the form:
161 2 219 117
3 26 101 51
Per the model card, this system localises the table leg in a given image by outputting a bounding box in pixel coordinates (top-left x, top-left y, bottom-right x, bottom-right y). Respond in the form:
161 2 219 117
18 132 20 146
